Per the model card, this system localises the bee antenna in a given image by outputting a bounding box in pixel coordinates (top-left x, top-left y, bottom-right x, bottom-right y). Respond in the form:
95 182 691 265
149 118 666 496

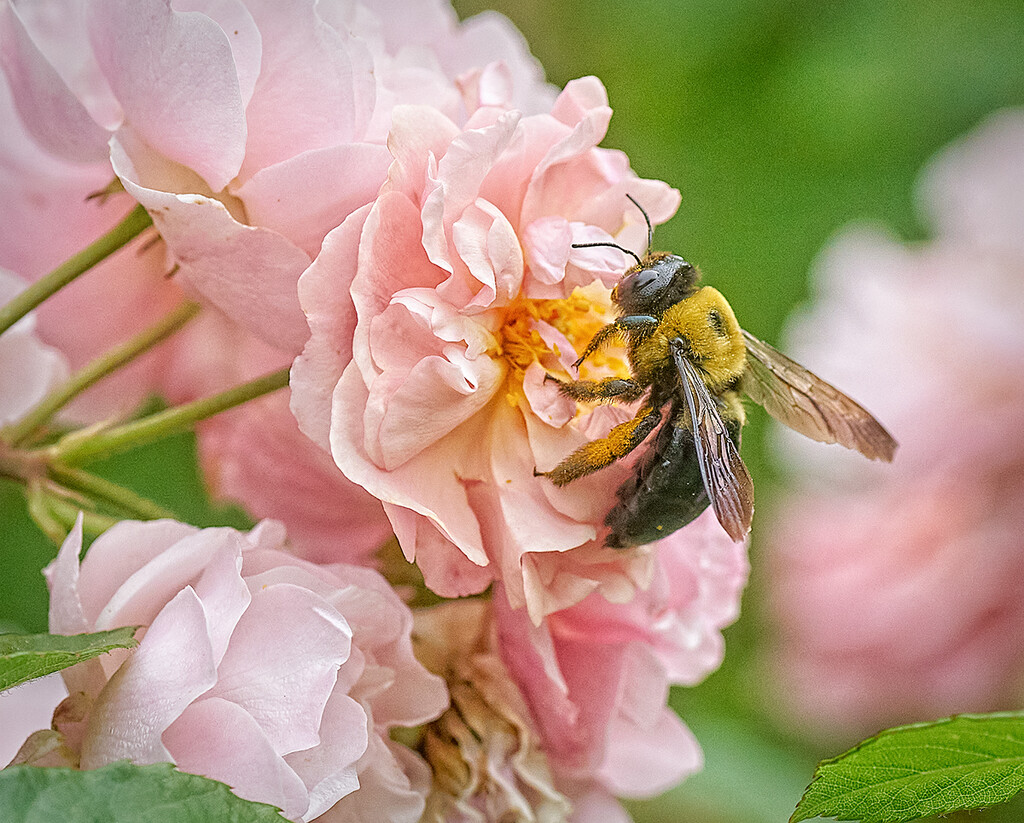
625 193 654 254
570 241 643 268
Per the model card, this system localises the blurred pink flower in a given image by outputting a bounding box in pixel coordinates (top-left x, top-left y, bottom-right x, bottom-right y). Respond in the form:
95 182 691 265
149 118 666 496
0 674 68 768
189 325 394 564
764 110 1024 739
44 515 448 822
199 387 394 566
0 267 67 424
291 75 681 620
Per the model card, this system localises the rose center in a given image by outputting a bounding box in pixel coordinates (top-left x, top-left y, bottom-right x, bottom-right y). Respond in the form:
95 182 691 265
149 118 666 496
494 285 631 404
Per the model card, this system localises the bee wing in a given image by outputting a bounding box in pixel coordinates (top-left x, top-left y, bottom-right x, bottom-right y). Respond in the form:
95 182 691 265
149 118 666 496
671 341 754 542
741 329 897 462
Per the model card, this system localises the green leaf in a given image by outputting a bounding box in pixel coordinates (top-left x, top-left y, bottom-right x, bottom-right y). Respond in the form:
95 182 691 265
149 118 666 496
0 628 139 692
792 712 1024 823
0 762 290 822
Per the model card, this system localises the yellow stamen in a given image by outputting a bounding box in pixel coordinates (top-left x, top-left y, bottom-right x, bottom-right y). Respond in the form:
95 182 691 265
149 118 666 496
493 283 629 407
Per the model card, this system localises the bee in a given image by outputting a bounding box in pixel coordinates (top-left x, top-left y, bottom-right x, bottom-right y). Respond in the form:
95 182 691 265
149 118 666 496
539 196 897 546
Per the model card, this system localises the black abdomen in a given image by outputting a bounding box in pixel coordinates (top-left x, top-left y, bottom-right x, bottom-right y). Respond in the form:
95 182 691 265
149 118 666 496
604 402 741 548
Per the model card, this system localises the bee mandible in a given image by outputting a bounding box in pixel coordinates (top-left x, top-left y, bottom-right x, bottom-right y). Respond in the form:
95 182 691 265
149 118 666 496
539 196 897 546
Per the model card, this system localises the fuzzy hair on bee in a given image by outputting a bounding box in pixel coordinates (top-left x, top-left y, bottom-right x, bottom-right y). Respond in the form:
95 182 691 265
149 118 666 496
539 195 897 546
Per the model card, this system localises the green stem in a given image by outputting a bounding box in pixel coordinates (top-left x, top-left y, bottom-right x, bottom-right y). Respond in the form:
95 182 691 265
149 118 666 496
49 367 290 466
0 204 153 336
48 465 177 521
43 492 120 540
2 301 202 446
0 439 47 484
26 481 69 546
26 479 120 545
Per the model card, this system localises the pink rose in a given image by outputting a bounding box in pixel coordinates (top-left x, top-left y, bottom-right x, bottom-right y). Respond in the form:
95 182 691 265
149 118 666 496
764 110 1024 740
44 515 448 822
0 0 552 547
1 0 553 353
495 510 747 799
292 76 681 620
414 515 747 820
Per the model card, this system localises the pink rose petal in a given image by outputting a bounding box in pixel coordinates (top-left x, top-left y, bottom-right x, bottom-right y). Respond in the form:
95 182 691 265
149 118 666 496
384 502 493 598
283 689 366 819
321 735 429 823
8 0 120 128
206 582 351 754
89 527 242 632
202 390 392 566
292 206 371 451
112 135 311 353
80 587 218 769
234 142 393 259
0 2 109 162
383 105 461 198
173 0 262 109
44 516 90 637
88 0 246 191
165 697 310 820
331 363 489 570
236 0 375 180
0 270 68 424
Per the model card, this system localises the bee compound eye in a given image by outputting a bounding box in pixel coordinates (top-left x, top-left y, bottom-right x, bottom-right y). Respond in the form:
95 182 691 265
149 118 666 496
634 271 663 295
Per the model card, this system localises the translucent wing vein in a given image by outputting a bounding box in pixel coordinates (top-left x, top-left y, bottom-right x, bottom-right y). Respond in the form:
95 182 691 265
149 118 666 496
672 340 753 542
741 330 897 461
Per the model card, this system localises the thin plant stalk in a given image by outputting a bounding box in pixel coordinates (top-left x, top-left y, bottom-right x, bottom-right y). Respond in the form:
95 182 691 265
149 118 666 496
49 368 290 466
3 301 202 446
48 464 177 521
0 205 153 336
42 491 120 539
26 481 68 546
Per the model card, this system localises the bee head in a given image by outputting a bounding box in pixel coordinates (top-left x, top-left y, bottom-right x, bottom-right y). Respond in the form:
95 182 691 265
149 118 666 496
612 253 700 316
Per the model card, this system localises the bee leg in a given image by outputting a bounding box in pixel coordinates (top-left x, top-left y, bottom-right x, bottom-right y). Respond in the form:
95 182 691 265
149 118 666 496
539 405 661 486
573 315 658 369
558 377 644 403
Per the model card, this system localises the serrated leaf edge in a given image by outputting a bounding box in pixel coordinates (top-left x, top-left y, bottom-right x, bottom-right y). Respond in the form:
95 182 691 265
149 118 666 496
791 711 1024 823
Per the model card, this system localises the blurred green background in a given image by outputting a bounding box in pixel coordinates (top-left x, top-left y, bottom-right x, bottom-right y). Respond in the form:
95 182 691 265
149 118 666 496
4 0 1024 820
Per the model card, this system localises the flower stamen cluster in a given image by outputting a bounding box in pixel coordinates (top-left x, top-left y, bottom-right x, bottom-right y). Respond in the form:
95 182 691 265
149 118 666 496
496 285 627 408
416 602 572 823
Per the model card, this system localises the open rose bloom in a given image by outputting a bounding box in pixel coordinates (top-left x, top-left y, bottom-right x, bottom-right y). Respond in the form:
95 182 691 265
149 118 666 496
0 0 551 559
764 110 1024 740
416 510 747 821
25 516 448 822
291 76 682 622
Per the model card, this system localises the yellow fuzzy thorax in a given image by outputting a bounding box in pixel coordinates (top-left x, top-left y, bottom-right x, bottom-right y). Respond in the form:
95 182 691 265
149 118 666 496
636 286 747 391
